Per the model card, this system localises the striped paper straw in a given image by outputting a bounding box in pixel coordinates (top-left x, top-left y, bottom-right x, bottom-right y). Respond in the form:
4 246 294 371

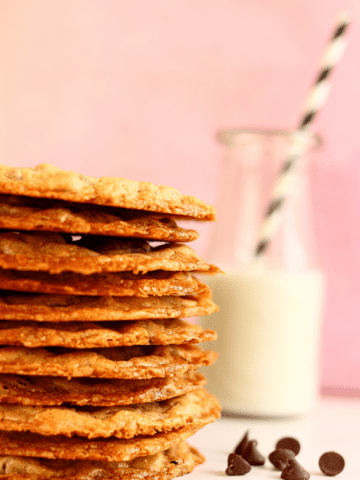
254 12 350 259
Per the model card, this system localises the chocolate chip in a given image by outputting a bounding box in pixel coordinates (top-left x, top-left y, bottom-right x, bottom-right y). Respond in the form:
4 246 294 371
281 458 310 480
225 453 251 476
319 451 345 476
234 430 250 457
268 448 296 470
276 437 301 456
242 440 265 466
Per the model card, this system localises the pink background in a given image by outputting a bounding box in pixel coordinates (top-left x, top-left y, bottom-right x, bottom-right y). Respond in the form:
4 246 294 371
1 0 360 396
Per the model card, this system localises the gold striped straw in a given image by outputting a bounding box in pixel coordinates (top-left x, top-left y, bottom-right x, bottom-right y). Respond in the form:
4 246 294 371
254 12 350 260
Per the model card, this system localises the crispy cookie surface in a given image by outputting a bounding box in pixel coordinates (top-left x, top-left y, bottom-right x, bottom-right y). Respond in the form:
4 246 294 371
0 194 199 241
0 291 218 321
0 164 215 220
0 371 207 406
0 269 207 297
0 319 217 348
0 424 205 461
0 344 217 379
0 232 220 275
0 389 221 439
0 442 204 479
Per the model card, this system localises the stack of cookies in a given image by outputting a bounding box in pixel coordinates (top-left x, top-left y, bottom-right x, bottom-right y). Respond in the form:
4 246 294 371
0 163 221 479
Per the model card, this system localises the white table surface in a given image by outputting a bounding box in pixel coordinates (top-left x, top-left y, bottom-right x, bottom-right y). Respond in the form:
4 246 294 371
187 396 360 479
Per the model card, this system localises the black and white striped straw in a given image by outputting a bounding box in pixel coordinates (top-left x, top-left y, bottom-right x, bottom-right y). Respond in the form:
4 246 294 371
254 12 350 260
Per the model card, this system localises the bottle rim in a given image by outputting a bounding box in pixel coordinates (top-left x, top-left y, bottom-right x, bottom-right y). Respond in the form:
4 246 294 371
216 128 322 149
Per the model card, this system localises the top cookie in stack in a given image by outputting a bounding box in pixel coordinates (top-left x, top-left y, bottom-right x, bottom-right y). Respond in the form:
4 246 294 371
0 164 221 480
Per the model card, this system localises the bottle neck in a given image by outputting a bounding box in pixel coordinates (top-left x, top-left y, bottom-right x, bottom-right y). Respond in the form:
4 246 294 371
206 130 320 272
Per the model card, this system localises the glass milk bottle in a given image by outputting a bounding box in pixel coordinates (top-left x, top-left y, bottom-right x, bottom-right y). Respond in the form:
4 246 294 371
201 128 325 417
